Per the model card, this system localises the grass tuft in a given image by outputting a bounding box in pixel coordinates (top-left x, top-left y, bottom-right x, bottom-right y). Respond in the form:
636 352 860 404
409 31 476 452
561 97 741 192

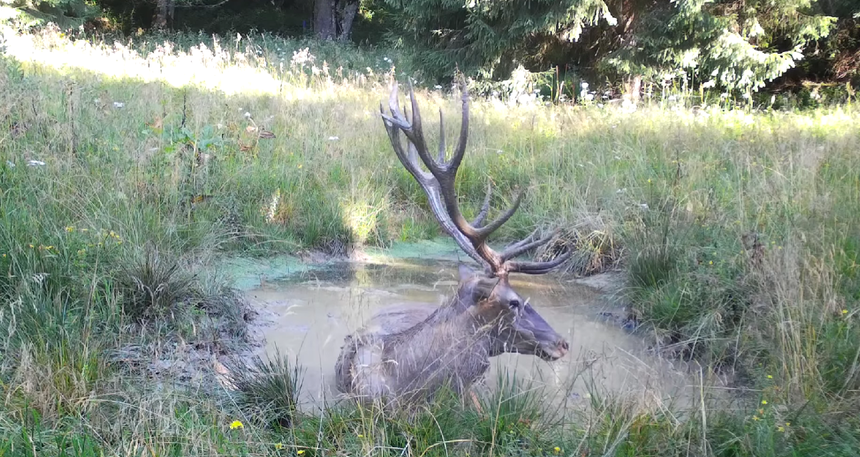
115 243 195 322
226 351 304 428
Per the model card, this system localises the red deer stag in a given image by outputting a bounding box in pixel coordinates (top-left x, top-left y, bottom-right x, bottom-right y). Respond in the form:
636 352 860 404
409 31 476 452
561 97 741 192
334 81 571 404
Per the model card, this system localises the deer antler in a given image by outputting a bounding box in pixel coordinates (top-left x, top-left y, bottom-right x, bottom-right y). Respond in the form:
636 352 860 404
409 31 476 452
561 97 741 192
380 79 571 278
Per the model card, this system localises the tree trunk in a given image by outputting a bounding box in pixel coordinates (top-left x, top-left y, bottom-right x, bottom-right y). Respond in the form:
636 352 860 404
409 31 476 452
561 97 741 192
314 0 336 40
154 0 168 30
167 0 175 29
336 0 359 41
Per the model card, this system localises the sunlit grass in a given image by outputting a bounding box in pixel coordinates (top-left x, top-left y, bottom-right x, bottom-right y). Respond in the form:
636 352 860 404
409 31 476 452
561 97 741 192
1 22 860 456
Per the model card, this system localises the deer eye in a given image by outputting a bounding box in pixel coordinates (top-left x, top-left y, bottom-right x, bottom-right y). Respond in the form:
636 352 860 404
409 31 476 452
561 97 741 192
509 299 520 309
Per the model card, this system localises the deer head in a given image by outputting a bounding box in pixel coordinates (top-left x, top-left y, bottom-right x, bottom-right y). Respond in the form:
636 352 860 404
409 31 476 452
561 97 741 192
379 79 571 363
454 264 569 361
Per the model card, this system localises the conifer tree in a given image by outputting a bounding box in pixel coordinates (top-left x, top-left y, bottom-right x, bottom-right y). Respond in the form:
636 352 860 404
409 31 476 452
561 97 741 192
383 0 847 94
381 0 616 80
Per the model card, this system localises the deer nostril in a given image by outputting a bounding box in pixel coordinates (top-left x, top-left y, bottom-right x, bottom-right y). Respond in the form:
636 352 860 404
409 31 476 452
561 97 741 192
559 340 569 351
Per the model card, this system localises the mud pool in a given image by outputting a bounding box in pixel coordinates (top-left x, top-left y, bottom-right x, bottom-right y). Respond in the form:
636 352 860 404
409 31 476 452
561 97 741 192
244 255 727 412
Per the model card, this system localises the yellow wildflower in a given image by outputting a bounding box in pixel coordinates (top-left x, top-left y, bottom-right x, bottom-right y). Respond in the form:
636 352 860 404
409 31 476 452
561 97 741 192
753 416 760 421
297 450 305 455
767 375 773 379
357 434 363 438
785 422 790 427
843 309 849 315
229 420 244 430
761 400 768 405
65 226 74 232
275 443 284 450
777 426 785 432
554 446 561 454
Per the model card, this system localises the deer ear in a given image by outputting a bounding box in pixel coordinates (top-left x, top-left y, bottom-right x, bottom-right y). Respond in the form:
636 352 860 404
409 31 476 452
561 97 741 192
458 263 477 282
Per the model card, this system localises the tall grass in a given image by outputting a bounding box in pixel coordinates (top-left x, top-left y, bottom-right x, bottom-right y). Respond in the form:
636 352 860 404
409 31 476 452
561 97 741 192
1 19 860 455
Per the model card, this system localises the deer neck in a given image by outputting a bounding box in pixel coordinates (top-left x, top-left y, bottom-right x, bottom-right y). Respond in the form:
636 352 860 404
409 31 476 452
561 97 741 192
392 300 490 352
382 298 494 391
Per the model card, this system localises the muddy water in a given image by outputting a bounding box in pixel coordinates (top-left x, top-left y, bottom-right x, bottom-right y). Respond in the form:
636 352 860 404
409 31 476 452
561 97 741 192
247 258 717 412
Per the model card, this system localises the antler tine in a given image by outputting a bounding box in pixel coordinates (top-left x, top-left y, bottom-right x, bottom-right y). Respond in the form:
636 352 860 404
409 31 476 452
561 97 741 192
422 185 492 270
503 228 540 251
381 81 493 272
380 104 429 184
471 189 524 241
471 182 492 228
398 82 484 239
499 224 573 274
508 250 573 275
447 78 470 173
500 229 556 261
381 79 572 277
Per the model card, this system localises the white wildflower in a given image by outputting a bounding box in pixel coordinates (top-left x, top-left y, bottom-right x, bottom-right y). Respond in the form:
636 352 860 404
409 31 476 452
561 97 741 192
27 160 46 167
291 47 315 67
113 102 125 108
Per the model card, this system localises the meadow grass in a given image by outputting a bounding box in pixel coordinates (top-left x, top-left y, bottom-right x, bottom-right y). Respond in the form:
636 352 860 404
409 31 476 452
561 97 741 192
1 20 860 456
